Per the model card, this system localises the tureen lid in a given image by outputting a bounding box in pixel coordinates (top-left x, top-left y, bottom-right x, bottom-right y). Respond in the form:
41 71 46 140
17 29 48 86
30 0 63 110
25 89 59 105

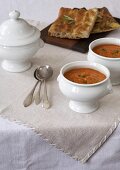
0 10 40 46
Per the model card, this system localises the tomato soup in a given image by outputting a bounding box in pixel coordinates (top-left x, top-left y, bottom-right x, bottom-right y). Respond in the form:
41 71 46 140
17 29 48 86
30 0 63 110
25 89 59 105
93 44 120 58
64 68 106 84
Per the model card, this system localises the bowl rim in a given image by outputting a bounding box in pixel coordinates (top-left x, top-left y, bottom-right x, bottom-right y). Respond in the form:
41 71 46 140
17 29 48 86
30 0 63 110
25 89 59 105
60 61 110 87
89 37 120 61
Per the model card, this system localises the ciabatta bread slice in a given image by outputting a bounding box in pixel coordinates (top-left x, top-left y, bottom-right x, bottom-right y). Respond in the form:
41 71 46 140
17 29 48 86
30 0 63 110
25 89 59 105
48 7 98 39
92 7 120 33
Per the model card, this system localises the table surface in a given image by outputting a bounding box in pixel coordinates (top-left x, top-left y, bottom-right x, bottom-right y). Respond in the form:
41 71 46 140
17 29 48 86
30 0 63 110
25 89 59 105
0 1 120 170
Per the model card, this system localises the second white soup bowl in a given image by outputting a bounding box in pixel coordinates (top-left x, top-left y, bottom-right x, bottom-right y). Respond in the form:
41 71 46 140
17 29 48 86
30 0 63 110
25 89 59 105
87 38 120 85
57 61 112 114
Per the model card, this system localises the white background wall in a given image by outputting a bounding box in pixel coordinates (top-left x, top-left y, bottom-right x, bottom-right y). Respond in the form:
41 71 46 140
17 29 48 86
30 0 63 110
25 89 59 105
0 0 120 24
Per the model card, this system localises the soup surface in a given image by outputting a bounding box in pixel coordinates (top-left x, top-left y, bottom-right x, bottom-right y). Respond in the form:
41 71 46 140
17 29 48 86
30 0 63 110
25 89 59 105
93 44 120 58
64 68 106 84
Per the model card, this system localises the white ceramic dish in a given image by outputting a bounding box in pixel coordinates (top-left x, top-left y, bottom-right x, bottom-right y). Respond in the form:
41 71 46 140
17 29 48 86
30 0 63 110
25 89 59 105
0 10 44 72
57 61 112 114
87 38 120 85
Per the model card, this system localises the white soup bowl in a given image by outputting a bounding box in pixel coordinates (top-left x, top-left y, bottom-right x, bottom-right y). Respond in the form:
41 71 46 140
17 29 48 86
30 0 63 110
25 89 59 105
87 38 120 85
57 61 112 114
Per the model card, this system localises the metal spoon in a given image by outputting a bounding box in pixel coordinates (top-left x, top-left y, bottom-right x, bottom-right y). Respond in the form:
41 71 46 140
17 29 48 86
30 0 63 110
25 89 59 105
35 65 53 109
23 68 40 107
34 69 42 105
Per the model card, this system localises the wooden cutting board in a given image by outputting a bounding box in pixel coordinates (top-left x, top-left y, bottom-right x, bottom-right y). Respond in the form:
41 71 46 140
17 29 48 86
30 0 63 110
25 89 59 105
41 18 120 53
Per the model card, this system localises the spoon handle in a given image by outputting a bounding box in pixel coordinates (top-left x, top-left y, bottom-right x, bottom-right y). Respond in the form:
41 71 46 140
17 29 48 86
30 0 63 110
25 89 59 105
42 80 50 109
34 80 42 105
23 80 39 107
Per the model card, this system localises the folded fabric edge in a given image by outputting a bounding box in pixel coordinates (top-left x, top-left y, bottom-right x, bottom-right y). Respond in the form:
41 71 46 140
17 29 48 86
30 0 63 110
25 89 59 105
0 107 120 164
81 116 120 163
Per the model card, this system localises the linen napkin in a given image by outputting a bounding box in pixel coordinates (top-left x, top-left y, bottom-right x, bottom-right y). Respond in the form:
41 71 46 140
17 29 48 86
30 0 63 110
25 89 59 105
0 20 120 163
0 62 120 163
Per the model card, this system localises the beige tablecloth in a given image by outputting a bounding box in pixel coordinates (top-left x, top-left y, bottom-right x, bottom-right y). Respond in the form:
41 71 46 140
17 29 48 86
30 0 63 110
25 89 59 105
0 21 120 163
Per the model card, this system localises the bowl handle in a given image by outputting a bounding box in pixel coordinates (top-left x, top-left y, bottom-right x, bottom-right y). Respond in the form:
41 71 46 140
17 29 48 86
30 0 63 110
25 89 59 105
107 80 113 94
57 75 60 82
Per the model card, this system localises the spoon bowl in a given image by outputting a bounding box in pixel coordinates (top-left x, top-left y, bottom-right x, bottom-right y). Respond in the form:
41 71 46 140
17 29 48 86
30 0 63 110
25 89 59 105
35 65 53 80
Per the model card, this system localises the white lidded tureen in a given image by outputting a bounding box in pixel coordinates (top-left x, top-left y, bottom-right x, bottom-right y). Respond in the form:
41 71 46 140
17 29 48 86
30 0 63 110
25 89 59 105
0 10 44 72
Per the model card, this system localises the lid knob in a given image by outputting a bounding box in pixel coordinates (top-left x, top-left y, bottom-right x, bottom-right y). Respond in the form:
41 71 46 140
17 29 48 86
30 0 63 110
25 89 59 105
9 10 20 20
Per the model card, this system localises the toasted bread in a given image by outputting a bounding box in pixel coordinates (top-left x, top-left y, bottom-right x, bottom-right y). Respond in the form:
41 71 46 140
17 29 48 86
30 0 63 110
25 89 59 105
48 7 98 39
92 7 120 33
